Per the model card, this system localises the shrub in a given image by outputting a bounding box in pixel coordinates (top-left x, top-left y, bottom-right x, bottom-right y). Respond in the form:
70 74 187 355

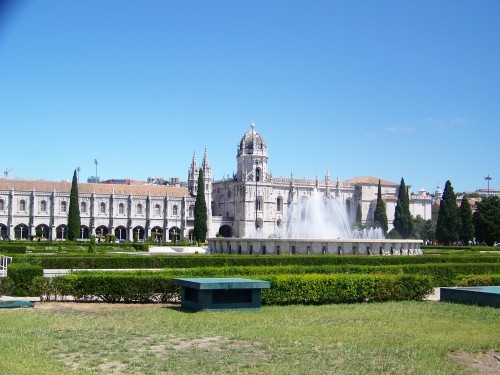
455 274 500 286
7 263 44 296
0 277 12 297
260 274 433 305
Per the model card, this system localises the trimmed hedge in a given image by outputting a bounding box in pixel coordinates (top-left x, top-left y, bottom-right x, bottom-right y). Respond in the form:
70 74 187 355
455 274 500 286
32 273 433 305
14 254 500 270
7 263 44 296
0 277 12 298
261 274 433 305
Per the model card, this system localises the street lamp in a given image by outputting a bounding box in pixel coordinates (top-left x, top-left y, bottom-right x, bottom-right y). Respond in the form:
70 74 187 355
255 160 260 229
484 175 492 196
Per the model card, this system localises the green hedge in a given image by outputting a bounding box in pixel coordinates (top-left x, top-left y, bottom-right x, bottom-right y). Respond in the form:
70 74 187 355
7 263 44 296
261 274 433 305
455 274 500 286
32 273 432 305
14 254 500 270
0 277 12 298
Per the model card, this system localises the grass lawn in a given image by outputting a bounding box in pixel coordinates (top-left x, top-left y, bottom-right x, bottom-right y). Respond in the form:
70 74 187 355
1 301 499 374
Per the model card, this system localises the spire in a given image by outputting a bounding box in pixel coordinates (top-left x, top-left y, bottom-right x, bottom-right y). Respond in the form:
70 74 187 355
202 147 210 170
190 151 198 172
251 120 255 132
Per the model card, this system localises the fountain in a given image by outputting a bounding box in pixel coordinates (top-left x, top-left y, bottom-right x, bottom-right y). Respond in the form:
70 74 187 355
208 189 423 256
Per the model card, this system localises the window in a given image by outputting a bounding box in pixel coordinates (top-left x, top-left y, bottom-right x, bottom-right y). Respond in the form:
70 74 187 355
60 201 67 213
277 197 282 212
255 198 261 211
40 200 47 212
137 203 143 215
189 205 194 217
154 204 161 216
100 202 106 214
80 202 86 214
119 203 124 214
0 199 4 211
19 199 26 211
172 205 178 216
256 168 261 182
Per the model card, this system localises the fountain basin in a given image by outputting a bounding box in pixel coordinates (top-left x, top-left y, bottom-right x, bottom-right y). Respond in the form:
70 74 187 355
208 238 423 256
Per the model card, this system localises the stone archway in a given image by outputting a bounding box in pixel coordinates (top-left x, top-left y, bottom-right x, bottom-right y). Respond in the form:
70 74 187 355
151 226 163 243
14 224 29 240
35 224 50 240
132 226 145 242
169 226 181 243
114 226 127 241
218 225 233 238
0 223 7 239
79 225 90 240
56 224 68 240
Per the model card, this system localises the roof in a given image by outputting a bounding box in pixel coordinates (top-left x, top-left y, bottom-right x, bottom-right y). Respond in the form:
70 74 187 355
0 179 190 198
344 176 399 186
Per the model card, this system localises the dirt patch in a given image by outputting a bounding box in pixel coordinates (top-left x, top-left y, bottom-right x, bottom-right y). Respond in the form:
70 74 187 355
448 349 500 375
35 302 168 314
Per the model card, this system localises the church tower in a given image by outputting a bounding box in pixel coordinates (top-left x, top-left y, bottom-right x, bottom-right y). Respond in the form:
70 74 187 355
236 122 268 183
187 151 199 195
201 148 213 237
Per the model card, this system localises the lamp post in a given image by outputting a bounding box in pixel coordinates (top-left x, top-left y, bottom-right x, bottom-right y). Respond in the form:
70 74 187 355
254 160 260 229
484 175 492 196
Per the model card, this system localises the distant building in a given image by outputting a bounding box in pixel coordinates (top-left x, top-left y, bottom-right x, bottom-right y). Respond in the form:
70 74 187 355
210 123 432 238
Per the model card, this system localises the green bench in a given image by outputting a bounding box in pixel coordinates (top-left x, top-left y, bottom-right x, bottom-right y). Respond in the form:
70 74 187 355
173 278 270 311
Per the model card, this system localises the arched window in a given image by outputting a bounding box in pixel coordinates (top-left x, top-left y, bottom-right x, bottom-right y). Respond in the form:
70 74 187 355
154 204 161 216
40 200 46 212
80 202 86 214
119 203 125 214
0 199 4 211
19 199 26 211
60 201 67 213
136 203 143 215
100 202 106 214
255 198 261 211
172 205 178 216
256 168 261 182
277 197 282 212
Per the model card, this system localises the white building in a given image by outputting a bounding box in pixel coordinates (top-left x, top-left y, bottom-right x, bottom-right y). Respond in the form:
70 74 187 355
210 123 432 238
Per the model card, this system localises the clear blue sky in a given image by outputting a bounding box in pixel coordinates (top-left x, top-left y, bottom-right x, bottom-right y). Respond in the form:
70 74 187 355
1 0 498 194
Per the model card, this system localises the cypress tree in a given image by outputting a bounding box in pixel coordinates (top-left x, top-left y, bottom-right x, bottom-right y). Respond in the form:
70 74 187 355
436 180 460 245
193 168 208 243
355 203 362 227
393 177 413 238
67 169 81 241
373 179 388 234
459 195 474 245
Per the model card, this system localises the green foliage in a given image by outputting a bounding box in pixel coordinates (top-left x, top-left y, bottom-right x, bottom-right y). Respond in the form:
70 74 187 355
455 274 500 286
386 228 401 239
411 216 436 243
355 203 362 225
67 170 81 241
7 263 43 296
473 196 500 246
373 180 388 234
0 277 12 297
261 274 433 305
88 235 96 253
393 178 413 238
194 168 208 242
459 195 474 245
436 180 461 245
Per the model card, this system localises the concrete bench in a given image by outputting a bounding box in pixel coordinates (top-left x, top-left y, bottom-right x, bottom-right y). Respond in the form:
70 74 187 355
173 278 270 311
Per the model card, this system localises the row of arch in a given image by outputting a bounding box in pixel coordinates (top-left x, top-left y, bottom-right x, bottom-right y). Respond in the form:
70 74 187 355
0 199 193 217
0 223 187 242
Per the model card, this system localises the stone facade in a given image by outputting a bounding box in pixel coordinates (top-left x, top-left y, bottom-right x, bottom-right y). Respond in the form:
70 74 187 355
210 123 432 238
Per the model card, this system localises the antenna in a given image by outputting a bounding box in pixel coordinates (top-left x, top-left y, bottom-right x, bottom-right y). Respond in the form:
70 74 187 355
3 168 14 178
94 159 98 182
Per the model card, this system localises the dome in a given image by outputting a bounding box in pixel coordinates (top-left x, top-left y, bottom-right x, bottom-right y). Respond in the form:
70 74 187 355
238 122 268 156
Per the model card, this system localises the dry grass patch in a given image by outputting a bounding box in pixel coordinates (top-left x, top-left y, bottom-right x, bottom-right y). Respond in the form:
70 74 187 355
448 349 500 375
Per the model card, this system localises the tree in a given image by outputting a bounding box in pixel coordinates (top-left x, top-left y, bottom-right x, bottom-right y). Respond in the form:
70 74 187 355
355 203 362 225
373 179 388 234
473 196 500 246
393 178 413 238
67 169 81 241
193 168 208 243
436 180 460 245
411 216 436 243
459 195 474 245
